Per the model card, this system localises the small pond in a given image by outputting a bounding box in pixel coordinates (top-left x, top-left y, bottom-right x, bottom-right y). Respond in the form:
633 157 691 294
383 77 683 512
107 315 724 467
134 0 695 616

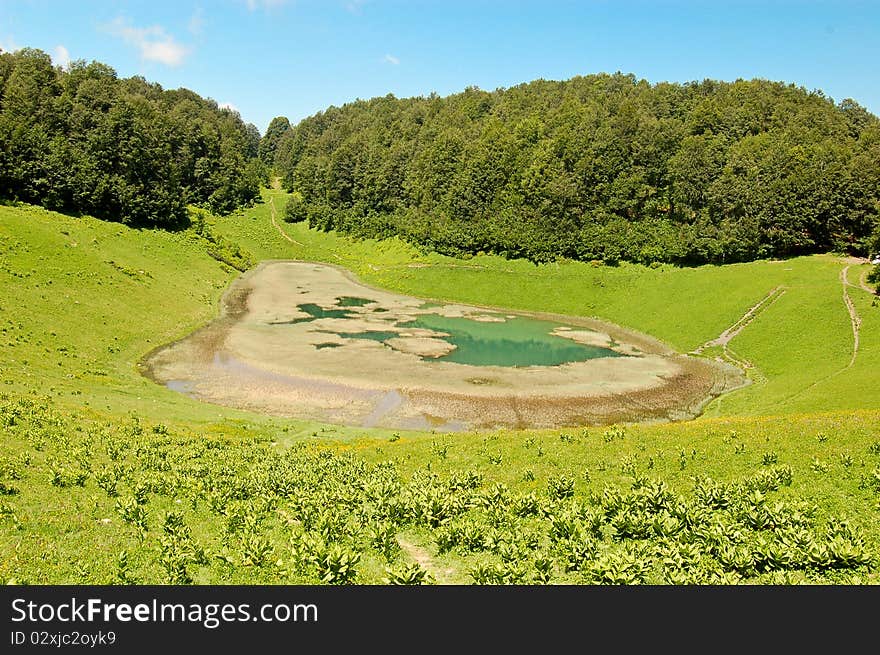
301 297 624 367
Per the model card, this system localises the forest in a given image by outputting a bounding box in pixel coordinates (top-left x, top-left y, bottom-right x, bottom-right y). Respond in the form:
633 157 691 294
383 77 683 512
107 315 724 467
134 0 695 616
276 73 880 265
0 48 264 228
2 49 878 266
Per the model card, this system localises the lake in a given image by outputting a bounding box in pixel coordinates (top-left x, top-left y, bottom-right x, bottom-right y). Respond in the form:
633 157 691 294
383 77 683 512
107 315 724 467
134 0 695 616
142 261 742 431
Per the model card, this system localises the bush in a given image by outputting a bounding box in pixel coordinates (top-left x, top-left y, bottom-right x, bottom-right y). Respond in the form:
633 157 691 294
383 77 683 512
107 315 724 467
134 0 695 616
283 192 308 223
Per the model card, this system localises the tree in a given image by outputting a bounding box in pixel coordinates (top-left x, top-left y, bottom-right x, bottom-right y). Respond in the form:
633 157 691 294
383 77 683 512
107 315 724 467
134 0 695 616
258 115 291 168
283 191 307 222
0 48 262 227
275 73 879 265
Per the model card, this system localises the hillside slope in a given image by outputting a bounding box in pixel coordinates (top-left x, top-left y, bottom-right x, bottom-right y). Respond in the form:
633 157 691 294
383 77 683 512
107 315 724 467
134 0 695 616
2 199 879 584
216 188 880 418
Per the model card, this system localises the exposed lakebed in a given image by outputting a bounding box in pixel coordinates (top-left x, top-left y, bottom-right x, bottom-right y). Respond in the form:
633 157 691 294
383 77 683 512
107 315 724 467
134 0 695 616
142 261 744 430
272 294 626 367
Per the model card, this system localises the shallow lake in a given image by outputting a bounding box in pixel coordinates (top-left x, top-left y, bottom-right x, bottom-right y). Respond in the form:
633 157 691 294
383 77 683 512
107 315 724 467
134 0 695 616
142 261 742 431
287 295 624 367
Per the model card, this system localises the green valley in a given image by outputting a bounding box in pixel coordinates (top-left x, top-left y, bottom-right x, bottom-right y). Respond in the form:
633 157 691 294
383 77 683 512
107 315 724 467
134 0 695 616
2 194 878 584
2 38 880 587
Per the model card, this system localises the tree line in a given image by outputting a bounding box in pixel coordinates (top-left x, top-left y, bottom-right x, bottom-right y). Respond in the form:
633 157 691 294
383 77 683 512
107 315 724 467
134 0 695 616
0 48 265 228
275 73 880 265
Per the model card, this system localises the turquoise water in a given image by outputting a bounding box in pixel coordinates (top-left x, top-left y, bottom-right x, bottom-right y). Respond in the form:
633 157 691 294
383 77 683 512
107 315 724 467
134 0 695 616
402 314 622 367
339 330 401 344
283 296 623 367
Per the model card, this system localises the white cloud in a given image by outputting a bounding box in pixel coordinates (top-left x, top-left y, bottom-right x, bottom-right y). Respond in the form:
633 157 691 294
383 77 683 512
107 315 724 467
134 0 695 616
383 53 400 65
105 17 190 67
244 0 288 11
219 102 240 115
0 36 19 54
52 45 71 69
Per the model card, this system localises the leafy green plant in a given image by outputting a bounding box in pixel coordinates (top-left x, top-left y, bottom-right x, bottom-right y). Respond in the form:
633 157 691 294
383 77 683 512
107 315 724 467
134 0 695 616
532 554 555 583
547 475 575 501
811 458 829 474
95 467 119 497
313 544 361 585
111 551 138 585
603 425 625 443
384 563 435 585
241 534 274 567
587 547 651 585
369 521 399 561
115 496 148 533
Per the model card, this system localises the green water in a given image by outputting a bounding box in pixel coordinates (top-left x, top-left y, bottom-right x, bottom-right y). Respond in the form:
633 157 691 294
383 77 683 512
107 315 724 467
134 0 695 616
281 296 623 367
272 297 374 324
271 303 355 324
336 296 373 307
403 314 622 367
338 330 401 344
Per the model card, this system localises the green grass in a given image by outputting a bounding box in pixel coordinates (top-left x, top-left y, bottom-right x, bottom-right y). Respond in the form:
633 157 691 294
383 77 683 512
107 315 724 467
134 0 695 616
0 203 230 417
2 397 878 584
0 397 880 584
709 262 879 415
7 191 872 422
217 188 880 417
0 201 389 441
2 192 880 585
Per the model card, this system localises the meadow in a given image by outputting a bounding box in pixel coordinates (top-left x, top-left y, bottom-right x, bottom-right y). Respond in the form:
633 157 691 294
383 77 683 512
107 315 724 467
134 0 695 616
1 191 878 584
218 188 880 417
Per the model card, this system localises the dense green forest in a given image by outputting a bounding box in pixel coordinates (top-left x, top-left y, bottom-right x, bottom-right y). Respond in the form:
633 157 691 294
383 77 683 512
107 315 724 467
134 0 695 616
0 48 264 228
276 74 880 264
3 50 878 265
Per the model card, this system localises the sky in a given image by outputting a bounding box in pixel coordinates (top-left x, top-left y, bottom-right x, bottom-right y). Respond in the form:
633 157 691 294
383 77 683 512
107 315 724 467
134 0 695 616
1 1 878 134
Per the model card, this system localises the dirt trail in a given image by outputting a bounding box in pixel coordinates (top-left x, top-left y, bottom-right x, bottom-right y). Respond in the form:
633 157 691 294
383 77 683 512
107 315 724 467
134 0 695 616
841 265 860 368
858 269 876 295
269 194 303 247
780 263 862 405
397 537 456 584
407 262 489 270
691 286 787 370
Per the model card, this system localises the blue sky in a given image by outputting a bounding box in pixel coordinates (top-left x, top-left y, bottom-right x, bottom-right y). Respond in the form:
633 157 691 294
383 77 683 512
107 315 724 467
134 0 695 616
1 1 878 133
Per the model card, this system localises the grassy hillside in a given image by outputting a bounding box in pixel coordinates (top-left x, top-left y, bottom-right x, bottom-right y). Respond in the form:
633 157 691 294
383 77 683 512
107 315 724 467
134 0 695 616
0 202 384 440
217 187 880 418
2 196 879 585
0 202 231 417
2 394 878 585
